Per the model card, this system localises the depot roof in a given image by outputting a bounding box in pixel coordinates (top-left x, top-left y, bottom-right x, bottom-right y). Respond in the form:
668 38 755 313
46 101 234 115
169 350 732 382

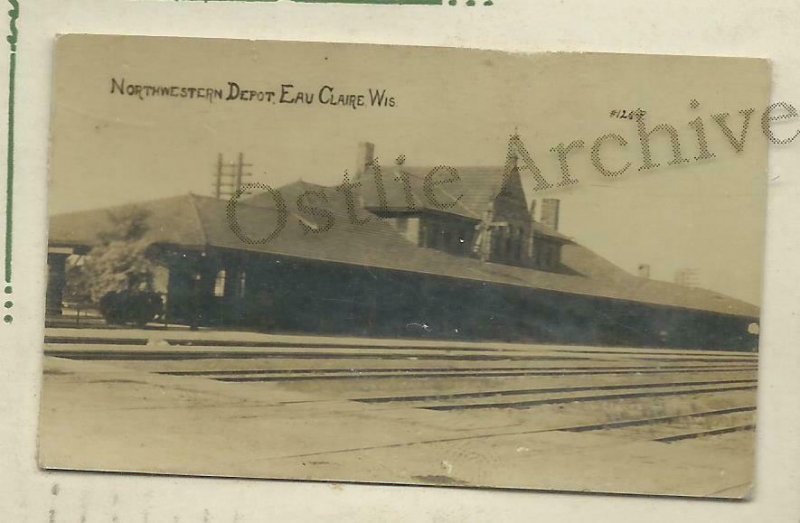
48 189 760 319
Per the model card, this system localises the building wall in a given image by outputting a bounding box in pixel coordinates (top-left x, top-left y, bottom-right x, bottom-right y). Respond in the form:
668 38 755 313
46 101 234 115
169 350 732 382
388 214 476 255
388 216 423 245
170 249 758 351
533 238 562 270
418 215 476 256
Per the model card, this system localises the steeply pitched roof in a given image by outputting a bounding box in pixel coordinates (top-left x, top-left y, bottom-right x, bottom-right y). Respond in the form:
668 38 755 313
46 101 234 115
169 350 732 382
48 191 760 319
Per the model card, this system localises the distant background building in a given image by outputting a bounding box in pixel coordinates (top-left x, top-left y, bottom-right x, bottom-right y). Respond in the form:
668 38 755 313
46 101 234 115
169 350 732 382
675 268 701 288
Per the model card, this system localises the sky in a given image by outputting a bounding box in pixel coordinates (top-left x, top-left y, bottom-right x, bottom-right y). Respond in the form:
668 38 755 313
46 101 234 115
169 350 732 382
49 35 771 304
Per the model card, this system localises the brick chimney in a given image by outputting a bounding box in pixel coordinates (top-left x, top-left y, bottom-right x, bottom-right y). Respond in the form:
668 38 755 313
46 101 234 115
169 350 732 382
529 199 537 221
355 142 375 178
541 198 560 231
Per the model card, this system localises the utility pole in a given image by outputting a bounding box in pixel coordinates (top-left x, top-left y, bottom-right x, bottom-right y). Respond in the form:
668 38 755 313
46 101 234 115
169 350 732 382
213 153 253 200
235 152 246 196
214 154 223 200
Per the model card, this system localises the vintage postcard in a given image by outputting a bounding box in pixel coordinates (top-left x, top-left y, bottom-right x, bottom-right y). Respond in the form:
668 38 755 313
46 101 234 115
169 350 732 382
40 34 770 498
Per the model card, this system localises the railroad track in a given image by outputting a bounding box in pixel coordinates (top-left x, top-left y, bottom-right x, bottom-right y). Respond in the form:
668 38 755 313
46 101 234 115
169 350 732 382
43 339 759 446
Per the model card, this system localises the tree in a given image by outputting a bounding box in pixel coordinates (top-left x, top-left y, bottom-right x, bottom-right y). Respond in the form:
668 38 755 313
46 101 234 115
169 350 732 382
66 207 164 326
79 207 159 303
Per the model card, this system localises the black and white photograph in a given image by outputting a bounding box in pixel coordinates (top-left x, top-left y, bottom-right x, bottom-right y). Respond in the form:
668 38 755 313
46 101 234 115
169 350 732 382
39 34 770 498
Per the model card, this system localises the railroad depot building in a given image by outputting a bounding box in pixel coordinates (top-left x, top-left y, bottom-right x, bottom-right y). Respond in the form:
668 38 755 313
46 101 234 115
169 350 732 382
46 141 760 350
